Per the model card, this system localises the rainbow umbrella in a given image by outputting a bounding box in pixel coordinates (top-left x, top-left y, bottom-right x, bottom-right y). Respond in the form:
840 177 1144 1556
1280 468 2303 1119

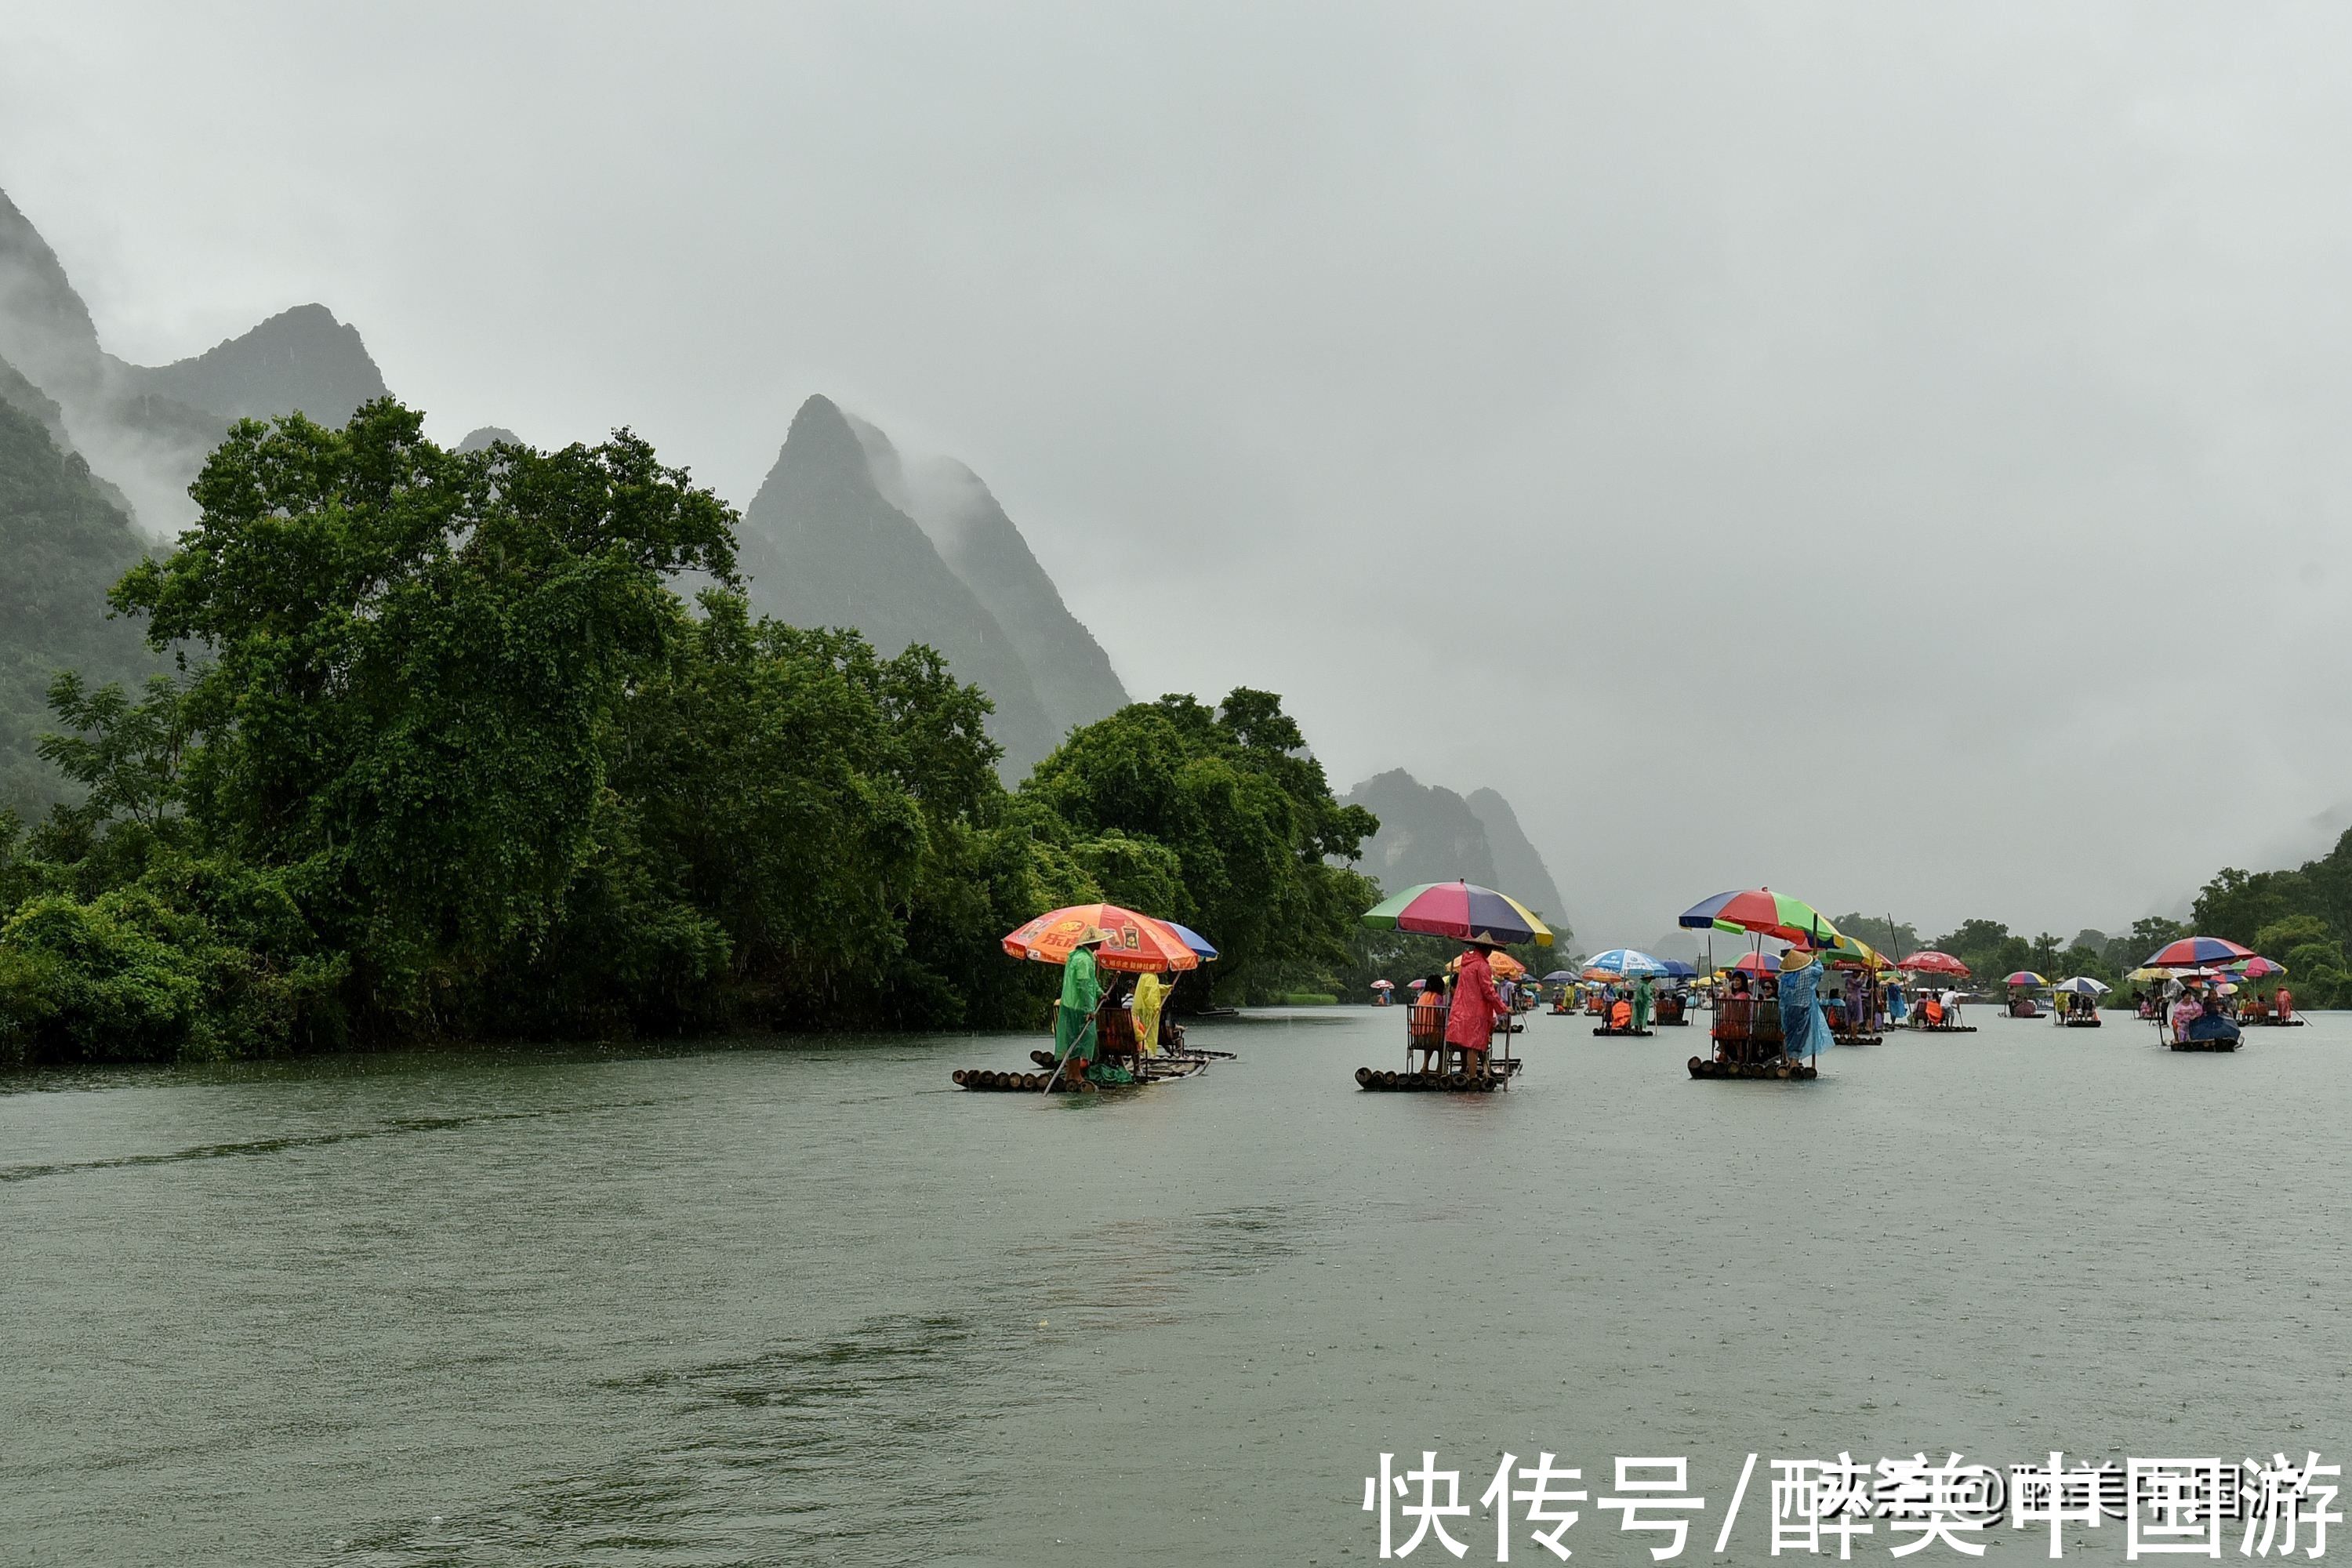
2231 955 2286 978
1002 904 1200 974
2003 971 2048 987
1678 888 1846 947
2143 935 2256 968
1362 881 1554 947
1582 948 1671 978
1722 951 1782 975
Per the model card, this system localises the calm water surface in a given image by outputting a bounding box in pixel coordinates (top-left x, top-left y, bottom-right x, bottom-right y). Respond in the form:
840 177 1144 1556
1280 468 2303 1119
3 1008 2344 1566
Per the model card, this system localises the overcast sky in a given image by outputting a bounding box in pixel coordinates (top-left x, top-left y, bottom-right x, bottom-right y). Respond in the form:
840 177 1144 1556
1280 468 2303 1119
5 2 2349 948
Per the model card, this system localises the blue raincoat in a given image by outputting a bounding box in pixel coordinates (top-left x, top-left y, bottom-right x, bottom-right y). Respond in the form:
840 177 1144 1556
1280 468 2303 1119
1886 981 1908 1023
1777 959 1835 1058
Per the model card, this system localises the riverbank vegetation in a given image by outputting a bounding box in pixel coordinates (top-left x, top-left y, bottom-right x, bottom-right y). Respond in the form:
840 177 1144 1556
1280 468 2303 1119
0 401 1378 1065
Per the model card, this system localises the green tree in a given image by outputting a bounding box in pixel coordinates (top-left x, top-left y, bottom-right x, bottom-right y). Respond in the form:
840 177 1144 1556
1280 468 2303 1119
2193 868 2300 948
111 401 736 1022
1020 691 1379 1002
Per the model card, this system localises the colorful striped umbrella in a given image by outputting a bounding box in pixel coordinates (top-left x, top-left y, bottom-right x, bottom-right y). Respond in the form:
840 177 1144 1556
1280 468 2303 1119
2003 971 2048 987
1581 948 1671 978
2143 935 2256 969
1677 888 1845 946
1452 949 1528 980
1898 950 1972 978
1002 904 1200 974
1722 951 1782 975
1362 881 1554 947
2230 955 2285 978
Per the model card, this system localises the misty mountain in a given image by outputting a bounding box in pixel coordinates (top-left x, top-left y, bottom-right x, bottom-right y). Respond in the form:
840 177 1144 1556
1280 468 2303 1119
456 426 521 454
849 415 1127 740
1465 786 1566 927
0 185 386 535
1343 769 1569 934
734 394 1062 775
1345 769 1497 891
129 303 386 426
0 392 155 808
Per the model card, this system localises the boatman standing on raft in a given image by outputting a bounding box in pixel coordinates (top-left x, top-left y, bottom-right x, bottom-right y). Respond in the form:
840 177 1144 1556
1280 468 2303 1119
1054 928 1107 1088
1632 971 1655 1033
1776 944 1835 1062
1446 942 1507 1079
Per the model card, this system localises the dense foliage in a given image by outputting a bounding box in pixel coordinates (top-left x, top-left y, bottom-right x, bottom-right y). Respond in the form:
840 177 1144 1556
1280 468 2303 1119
0 402 1381 1063
1014 689 1384 1005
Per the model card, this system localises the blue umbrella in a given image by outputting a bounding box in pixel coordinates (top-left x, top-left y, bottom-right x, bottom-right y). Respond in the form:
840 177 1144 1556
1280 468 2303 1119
1165 922 1219 961
1661 959 1698 978
1583 948 1670 978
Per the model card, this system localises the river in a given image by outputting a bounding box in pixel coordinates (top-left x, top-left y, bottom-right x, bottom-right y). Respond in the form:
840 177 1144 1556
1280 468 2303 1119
2 1007 2343 1566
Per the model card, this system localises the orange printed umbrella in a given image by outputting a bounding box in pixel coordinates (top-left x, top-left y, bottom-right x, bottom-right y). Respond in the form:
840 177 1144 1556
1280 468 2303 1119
1002 903 1200 974
1451 949 1528 979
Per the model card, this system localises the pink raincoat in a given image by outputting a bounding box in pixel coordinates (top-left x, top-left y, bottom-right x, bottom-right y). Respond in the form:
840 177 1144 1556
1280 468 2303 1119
1446 949 1504 1051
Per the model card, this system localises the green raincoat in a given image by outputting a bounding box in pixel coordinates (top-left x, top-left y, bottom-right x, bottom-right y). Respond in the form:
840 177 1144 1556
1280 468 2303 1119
1054 946 1102 1063
1632 975 1654 1032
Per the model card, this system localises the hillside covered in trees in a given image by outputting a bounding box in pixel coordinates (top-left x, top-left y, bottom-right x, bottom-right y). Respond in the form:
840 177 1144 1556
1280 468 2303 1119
0 404 1381 1065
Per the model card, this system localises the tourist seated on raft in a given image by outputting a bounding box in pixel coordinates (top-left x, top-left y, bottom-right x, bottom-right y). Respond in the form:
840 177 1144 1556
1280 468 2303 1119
1922 993 1946 1028
1407 975 1449 1069
1609 998 1634 1030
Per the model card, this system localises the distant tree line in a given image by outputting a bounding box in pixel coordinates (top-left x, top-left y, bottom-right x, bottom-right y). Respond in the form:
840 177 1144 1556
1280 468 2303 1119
0 401 1379 1065
1837 871 2352 1007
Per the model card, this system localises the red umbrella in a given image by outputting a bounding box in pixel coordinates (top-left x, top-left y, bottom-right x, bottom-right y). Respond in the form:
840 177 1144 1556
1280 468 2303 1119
1899 950 1971 978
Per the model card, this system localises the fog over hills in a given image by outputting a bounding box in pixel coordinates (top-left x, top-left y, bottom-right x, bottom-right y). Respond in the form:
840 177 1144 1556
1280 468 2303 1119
0 186 383 536
733 394 1064 776
849 412 1128 743
1345 768 1569 937
0 392 152 805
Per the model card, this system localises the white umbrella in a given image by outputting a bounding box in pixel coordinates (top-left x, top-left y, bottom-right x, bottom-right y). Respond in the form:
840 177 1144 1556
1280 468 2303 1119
2052 977 2111 996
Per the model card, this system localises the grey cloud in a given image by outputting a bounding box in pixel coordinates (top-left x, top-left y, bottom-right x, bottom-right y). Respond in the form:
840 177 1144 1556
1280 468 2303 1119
4 2 2346 940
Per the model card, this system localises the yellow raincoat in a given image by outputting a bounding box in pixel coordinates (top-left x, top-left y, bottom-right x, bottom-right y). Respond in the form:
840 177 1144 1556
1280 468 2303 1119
1131 971 1167 1055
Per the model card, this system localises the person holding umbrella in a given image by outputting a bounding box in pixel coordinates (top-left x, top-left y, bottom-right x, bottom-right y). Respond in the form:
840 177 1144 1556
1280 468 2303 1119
1446 942 1507 1080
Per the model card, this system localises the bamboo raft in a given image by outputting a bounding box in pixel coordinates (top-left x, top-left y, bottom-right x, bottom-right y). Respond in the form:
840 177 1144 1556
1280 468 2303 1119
2063 1016 2103 1029
953 1051 1211 1092
954 1004 1221 1091
1593 1025 1653 1037
1356 1010 1521 1091
1693 995 1823 1081
1354 1064 1515 1093
1835 1033 1884 1046
2169 1036 2242 1053
1689 1055 1819 1080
